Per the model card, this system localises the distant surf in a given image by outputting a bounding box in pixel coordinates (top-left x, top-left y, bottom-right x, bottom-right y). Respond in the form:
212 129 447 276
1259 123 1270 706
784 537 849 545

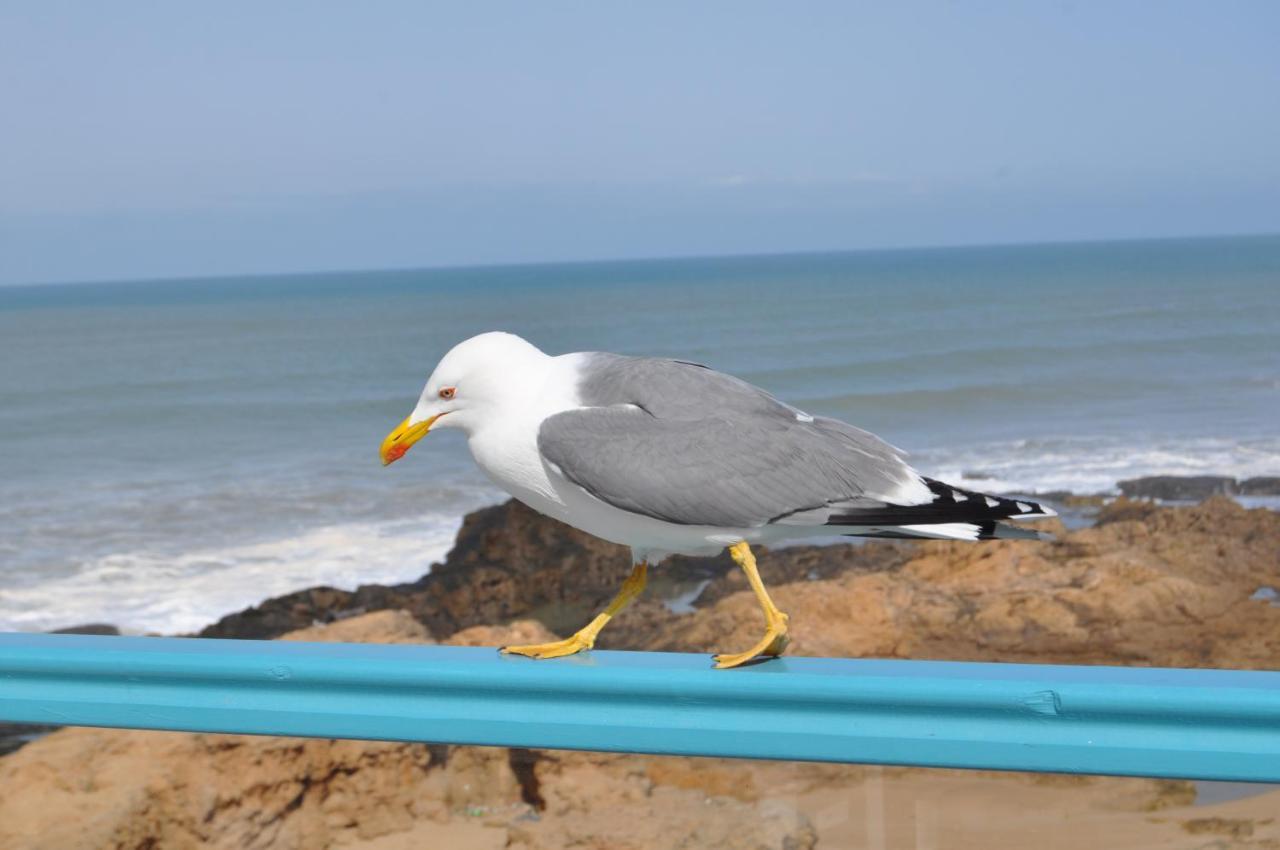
0 514 468 635
914 433 1280 497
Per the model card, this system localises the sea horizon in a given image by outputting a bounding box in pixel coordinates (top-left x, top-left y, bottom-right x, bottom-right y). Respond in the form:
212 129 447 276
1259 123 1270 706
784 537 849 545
5 229 1278 291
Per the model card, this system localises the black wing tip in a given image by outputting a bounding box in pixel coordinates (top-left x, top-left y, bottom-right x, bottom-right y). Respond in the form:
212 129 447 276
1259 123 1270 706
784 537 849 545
920 478 1057 518
974 520 1054 541
823 479 1057 532
826 496 1054 529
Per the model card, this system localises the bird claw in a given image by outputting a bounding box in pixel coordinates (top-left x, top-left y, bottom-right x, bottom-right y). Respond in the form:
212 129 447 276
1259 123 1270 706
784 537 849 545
712 616 790 669
500 634 594 660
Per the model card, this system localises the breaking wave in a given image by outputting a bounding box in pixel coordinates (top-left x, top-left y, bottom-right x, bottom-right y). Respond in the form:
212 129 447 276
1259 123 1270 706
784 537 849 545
0 514 465 635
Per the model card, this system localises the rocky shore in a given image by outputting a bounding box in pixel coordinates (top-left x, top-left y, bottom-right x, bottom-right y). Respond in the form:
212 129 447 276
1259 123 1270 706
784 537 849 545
1117 474 1280 501
2 491 1279 848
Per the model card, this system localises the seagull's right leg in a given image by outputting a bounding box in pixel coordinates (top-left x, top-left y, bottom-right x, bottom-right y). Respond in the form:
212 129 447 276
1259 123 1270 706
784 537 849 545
500 561 647 660
712 541 791 668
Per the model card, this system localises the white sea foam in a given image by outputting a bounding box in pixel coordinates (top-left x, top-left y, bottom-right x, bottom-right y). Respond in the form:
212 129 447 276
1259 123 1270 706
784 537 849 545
8 434 1280 636
914 434 1280 496
6 435 1278 636
0 514 465 635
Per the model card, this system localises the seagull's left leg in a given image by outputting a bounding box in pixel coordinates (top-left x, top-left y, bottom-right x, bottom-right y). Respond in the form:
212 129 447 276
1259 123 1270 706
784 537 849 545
712 541 791 669
500 561 648 660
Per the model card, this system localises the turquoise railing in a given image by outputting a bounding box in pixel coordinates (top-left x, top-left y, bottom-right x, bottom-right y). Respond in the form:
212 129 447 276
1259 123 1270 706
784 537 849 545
1 632 1278 782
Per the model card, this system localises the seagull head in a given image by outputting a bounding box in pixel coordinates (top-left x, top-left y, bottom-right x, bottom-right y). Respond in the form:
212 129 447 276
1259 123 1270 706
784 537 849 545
380 331 548 465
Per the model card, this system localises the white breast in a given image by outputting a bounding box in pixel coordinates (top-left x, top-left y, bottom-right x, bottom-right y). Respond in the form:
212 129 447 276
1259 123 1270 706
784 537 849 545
465 353 583 525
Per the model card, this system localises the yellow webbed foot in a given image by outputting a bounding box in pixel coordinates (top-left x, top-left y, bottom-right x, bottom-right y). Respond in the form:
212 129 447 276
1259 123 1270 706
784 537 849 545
712 612 791 669
500 632 594 660
500 562 646 660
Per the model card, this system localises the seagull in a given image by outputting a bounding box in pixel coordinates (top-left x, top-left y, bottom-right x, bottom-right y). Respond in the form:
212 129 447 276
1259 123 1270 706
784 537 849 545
381 332 1054 668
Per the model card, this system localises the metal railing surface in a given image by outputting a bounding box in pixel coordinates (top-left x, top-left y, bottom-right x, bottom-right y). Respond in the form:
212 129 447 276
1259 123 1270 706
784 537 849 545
1 632 1278 782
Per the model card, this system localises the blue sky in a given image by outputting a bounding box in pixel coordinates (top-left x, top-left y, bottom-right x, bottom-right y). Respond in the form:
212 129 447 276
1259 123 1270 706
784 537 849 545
2 2 1278 285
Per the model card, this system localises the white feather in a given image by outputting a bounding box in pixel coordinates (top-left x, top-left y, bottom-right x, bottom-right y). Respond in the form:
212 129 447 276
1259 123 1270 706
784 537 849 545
894 523 981 541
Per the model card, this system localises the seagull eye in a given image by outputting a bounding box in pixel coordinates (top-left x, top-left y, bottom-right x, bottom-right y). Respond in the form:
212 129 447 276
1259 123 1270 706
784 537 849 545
438 387 456 400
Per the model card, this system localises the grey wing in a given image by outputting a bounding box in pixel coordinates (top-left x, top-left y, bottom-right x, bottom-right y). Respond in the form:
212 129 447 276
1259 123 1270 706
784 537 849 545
538 356 925 527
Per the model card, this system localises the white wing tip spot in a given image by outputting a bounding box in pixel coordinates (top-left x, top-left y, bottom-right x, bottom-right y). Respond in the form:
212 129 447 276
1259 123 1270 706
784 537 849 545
795 412 814 423
985 496 1000 508
1017 501 1033 512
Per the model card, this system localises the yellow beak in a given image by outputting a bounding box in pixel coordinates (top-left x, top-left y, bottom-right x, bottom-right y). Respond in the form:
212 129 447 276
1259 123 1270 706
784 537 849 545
380 414 438 466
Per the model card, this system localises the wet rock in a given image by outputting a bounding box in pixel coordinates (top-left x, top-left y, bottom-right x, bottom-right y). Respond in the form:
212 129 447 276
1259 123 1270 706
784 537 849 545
198 501 637 640
1240 476 1280 496
402 499 640 636
1032 490 1109 508
50 623 121 636
199 500 739 642
197 585 364 640
1117 475 1237 501
1104 475 1278 501
0 724 54 758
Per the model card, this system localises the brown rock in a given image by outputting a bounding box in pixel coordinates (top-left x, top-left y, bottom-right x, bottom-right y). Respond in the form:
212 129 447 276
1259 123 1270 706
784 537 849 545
280 609 431 644
7 499 1280 849
198 501 676 641
510 752 817 850
1180 816 1255 838
647 498 1280 669
689 538 913 608
197 585 366 641
196 498 909 645
204 496 1277 672
446 620 559 648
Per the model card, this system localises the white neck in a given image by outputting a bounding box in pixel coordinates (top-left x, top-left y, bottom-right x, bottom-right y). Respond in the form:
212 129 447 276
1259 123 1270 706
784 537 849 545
463 352 586 512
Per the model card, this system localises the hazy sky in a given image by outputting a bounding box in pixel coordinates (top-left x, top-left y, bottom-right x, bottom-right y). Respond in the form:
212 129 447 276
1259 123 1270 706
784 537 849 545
2 2 1278 285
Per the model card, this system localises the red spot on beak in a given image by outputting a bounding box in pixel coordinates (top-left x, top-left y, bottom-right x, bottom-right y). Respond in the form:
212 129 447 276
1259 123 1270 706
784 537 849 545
384 444 407 464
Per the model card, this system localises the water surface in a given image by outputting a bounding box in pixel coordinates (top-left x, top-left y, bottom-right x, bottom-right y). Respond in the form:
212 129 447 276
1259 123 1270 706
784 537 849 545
2 236 1277 632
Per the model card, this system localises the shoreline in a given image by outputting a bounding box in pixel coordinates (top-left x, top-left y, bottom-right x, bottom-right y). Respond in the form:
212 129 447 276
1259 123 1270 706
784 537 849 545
16 472 1280 641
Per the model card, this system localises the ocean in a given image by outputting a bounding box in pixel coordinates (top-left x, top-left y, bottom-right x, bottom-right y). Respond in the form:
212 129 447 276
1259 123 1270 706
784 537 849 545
2 235 1278 634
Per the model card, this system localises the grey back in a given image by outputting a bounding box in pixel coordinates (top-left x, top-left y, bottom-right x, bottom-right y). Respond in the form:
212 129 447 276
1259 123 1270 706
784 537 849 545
537 354 918 528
